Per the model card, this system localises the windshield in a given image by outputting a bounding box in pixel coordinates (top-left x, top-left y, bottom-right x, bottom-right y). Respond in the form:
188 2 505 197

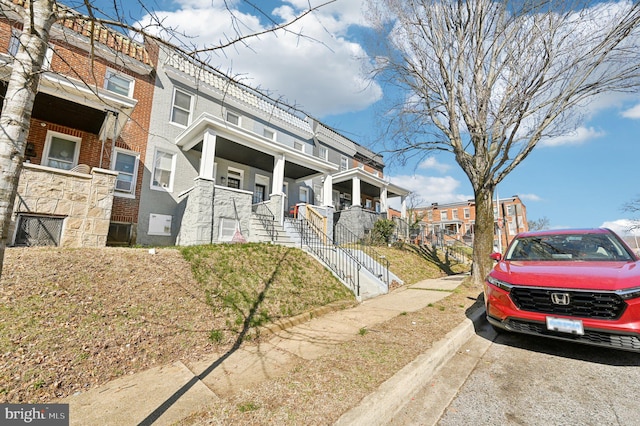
505 233 634 261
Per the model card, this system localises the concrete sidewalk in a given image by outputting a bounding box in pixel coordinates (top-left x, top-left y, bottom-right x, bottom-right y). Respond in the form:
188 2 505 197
64 274 478 425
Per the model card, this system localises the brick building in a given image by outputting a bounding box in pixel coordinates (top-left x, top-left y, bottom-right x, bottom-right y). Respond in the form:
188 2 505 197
0 3 155 247
412 195 529 250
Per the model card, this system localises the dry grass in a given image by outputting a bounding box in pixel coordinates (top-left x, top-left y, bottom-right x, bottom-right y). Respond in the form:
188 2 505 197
0 241 476 422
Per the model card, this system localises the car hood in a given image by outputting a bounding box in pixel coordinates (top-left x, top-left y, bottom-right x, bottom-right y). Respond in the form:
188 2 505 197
492 260 640 291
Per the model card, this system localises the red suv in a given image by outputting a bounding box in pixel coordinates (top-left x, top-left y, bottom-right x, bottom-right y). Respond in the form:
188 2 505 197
485 228 640 352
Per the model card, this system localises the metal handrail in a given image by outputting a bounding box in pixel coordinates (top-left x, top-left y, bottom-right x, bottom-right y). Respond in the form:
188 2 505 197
290 216 361 297
334 222 390 288
251 201 277 242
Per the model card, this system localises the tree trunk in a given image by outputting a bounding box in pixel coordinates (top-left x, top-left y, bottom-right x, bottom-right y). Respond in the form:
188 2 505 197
471 185 495 288
0 0 56 277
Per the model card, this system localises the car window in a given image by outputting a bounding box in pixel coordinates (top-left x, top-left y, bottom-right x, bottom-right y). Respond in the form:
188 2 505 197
505 233 633 261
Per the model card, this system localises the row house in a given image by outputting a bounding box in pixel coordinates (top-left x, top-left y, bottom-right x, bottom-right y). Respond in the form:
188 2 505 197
136 45 410 246
413 195 529 250
1 5 409 250
1 4 155 247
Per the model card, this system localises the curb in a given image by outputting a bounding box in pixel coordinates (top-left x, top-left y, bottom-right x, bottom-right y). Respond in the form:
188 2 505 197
334 306 486 425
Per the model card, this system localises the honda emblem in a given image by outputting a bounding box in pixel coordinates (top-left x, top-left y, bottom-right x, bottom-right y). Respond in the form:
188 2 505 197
551 292 570 305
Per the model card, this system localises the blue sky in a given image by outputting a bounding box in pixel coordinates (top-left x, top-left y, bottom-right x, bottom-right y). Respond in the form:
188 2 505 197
84 0 640 236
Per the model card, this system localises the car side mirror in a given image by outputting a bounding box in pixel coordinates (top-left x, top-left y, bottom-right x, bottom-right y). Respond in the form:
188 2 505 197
490 252 502 261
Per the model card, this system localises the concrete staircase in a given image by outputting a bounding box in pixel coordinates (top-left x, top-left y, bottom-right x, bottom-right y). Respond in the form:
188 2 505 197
249 213 392 301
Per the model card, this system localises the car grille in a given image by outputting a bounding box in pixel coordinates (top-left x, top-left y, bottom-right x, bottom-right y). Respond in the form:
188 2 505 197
504 318 640 352
510 287 626 320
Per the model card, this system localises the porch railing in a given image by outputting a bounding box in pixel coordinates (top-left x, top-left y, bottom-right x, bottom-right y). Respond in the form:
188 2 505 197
251 201 277 242
290 215 361 297
334 222 390 288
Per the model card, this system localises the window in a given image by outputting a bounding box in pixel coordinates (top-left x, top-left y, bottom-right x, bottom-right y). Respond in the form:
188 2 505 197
253 184 266 204
105 69 134 97
299 187 309 203
263 128 275 140
43 132 80 170
171 89 192 126
375 201 381 213
107 222 132 246
440 210 448 221
452 209 458 219
8 28 20 56
9 29 53 69
14 215 63 247
340 156 349 171
151 149 176 191
464 208 470 219
314 184 323 204
427 211 433 221
226 111 240 125
506 205 515 216
113 149 139 196
365 199 372 209
226 167 243 189
318 146 328 160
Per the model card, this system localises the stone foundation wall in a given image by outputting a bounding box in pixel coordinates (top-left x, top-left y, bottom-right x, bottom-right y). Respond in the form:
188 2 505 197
12 164 118 247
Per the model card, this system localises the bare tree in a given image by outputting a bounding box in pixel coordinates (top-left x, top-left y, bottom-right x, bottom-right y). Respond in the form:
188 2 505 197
365 0 640 285
623 197 640 232
528 216 551 231
0 0 333 277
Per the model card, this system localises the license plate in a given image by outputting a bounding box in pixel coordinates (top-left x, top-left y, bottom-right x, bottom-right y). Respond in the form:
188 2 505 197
546 316 584 335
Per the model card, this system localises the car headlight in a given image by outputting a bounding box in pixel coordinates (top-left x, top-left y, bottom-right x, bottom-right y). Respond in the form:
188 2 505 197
486 275 513 292
617 287 640 300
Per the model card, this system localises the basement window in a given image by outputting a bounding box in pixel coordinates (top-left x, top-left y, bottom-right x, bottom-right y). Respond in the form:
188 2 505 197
14 215 63 247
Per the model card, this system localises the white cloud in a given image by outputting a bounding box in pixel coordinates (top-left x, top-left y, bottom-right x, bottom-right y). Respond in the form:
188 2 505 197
518 193 542 202
601 219 640 236
622 103 640 119
539 126 605 147
137 0 381 117
417 157 451 173
388 174 472 209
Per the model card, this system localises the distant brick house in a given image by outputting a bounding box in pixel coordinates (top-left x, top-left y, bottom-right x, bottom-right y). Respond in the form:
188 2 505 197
412 195 529 250
0 4 155 247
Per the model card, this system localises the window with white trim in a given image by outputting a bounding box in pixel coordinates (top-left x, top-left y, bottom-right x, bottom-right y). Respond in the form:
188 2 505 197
151 149 176 191
8 28 20 56
112 149 139 196
318 146 328 160
226 111 240 125
43 131 80 170
440 210 448 221
226 167 243 189
452 209 459 219
464 208 470 219
9 29 53 69
299 187 309 203
340 156 349 171
105 69 135 97
170 89 192 126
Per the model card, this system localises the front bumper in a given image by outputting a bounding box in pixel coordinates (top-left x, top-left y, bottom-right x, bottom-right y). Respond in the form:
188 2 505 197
485 282 640 352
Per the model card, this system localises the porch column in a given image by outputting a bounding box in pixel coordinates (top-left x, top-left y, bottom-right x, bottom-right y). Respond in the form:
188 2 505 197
352 176 361 206
380 187 388 212
323 174 333 207
199 129 217 180
401 195 407 219
272 154 285 194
